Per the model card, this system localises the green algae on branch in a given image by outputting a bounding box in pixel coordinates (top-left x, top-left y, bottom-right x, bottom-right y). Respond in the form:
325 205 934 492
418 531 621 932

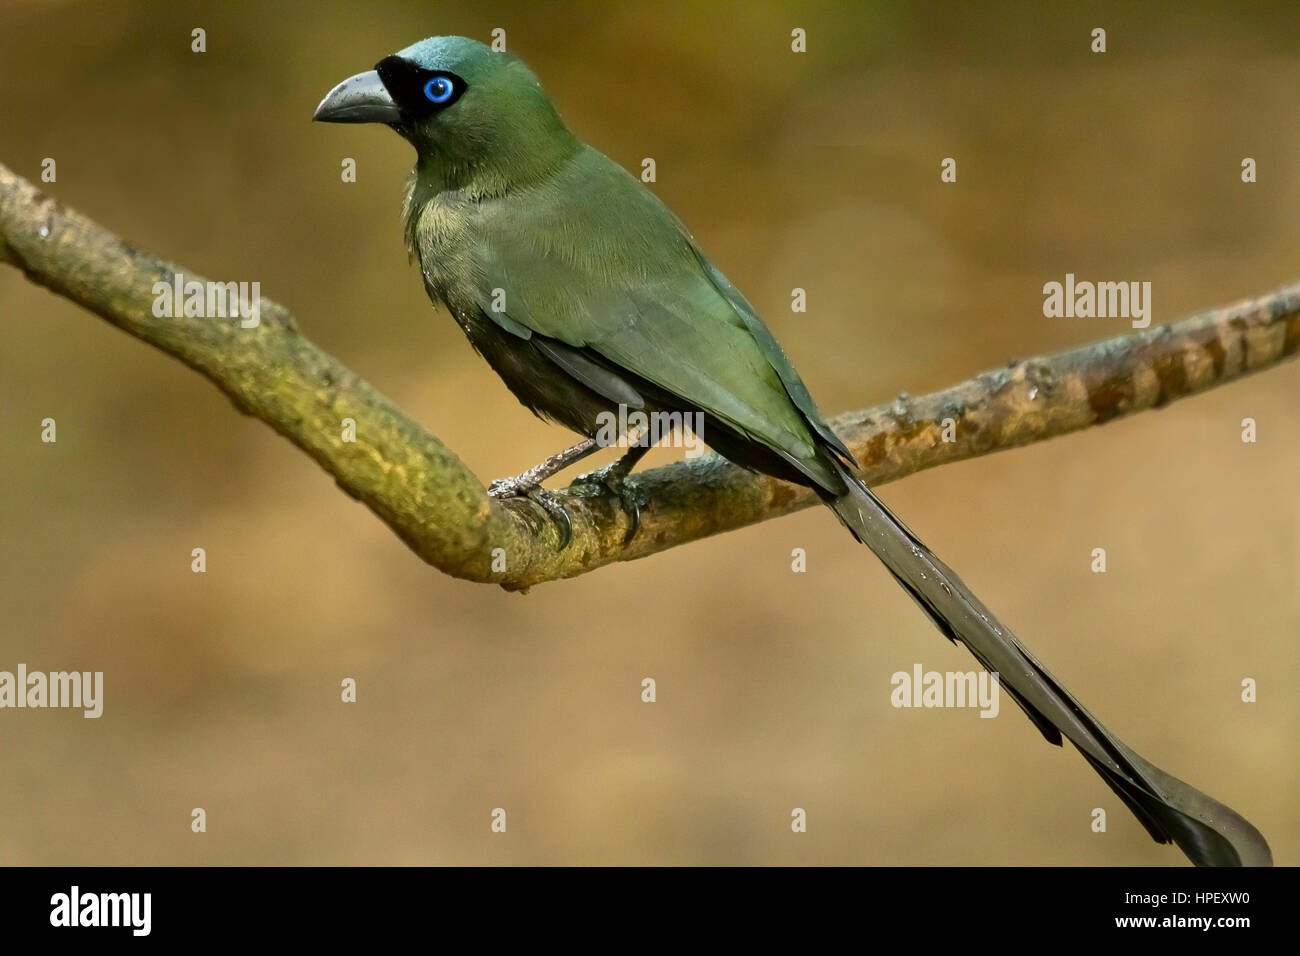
2 161 1297 590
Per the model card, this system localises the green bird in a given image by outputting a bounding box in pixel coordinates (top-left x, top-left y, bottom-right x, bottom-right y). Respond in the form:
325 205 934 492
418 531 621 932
315 36 1270 866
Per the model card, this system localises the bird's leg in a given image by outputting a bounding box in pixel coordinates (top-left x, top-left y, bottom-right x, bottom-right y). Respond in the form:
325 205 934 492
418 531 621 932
571 437 652 544
488 432 652 549
487 438 599 499
487 438 602 550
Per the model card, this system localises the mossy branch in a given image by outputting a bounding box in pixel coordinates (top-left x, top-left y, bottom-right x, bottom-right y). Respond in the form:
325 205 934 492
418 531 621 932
2 162 1297 590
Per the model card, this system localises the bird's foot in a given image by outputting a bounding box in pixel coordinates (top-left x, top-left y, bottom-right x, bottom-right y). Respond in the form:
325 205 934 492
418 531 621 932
488 476 573 550
570 461 641 545
486 474 532 499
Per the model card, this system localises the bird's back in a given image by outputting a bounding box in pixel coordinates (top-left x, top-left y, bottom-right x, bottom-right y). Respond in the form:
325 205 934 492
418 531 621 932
411 144 849 491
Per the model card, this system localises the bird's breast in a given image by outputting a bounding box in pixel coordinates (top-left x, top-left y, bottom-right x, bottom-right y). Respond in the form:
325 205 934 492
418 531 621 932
411 195 477 307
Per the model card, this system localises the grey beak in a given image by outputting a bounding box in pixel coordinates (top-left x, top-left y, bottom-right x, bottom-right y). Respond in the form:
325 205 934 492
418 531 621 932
313 70 402 124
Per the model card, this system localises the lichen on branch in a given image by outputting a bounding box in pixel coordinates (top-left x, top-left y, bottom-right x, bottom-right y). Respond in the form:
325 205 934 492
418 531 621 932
2 162 1296 590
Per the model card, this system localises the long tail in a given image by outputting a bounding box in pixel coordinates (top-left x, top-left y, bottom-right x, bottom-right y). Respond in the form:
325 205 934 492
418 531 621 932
825 462 1271 866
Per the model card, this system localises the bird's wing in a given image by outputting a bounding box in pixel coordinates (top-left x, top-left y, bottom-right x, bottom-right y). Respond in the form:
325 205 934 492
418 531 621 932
687 246 853 463
464 148 842 479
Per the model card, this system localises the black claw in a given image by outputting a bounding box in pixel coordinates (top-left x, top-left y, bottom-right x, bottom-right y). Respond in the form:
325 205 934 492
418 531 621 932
570 463 640 545
617 485 640 544
525 486 572 550
488 474 572 550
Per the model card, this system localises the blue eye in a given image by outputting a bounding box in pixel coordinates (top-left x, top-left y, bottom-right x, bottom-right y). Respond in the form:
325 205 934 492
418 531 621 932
424 77 454 103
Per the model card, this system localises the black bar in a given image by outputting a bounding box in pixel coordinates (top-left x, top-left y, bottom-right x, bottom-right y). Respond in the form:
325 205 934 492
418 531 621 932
0 866 1283 942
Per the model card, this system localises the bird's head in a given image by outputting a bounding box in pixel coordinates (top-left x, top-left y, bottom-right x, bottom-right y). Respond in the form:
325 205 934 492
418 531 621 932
314 36 577 191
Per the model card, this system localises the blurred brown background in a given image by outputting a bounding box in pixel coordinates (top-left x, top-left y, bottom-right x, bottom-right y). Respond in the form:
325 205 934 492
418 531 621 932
1 0 1295 865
